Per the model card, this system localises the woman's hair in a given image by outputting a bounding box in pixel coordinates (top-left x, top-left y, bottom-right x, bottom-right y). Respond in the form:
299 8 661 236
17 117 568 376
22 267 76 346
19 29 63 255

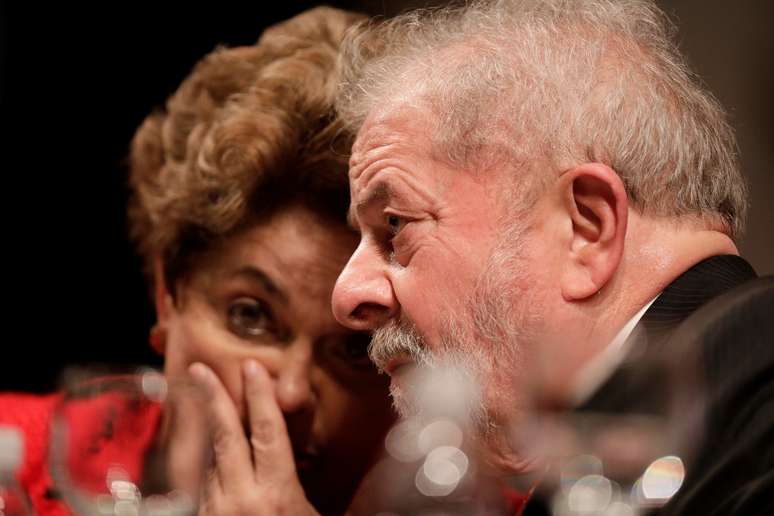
128 6 364 288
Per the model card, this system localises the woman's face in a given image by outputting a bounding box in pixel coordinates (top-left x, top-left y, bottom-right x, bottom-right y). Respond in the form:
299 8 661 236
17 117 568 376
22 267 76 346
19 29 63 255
159 204 394 513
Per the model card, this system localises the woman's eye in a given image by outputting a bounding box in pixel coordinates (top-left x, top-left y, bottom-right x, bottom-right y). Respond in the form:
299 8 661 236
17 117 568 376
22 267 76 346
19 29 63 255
227 298 273 337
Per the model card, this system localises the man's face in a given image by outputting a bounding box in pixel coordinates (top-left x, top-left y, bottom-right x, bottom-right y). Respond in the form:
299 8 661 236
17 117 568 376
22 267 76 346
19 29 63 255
332 104 549 465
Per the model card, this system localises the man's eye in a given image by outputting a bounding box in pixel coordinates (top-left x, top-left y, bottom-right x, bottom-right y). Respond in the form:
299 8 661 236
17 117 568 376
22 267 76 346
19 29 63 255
386 214 407 235
227 297 273 337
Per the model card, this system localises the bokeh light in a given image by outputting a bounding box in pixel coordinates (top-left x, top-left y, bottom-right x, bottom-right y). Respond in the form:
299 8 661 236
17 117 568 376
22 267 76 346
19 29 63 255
567 474 613 514
640 455 685 502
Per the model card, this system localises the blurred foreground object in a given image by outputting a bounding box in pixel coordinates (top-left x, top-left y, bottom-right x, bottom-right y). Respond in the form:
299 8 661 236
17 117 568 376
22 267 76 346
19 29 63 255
0 369 200 516
348 363 529 515
515 274 774 515
0 427 33 515
48 370 196 516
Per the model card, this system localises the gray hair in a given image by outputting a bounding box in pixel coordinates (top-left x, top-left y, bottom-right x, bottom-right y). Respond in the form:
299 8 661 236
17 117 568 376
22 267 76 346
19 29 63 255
336 0 747 236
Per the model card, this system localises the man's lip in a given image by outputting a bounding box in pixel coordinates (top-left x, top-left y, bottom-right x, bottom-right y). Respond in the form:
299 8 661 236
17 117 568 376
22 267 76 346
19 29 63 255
384 354 414 375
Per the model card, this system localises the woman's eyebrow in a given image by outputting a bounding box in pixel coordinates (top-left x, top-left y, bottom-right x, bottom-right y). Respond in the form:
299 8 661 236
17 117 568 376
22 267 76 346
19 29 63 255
231 266 289 306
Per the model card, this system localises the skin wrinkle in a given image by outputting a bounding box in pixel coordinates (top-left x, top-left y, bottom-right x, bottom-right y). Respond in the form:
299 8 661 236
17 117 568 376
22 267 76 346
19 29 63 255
331 1 749 482
367 217 538 472
165 204 395 512
229 267 289 306
349 132 465 284
353 113 490 205
354 180 439 241
337 0 746 235
350 172 442 235
352 103 740 466
213 220 349 308
127 8 399 513
353 110 528 382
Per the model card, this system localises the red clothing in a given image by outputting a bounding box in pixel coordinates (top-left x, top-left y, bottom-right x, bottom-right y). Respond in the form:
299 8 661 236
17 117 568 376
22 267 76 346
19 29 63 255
1 392 529 515
0 393 63 516
0 392 162 515
503 486 529 516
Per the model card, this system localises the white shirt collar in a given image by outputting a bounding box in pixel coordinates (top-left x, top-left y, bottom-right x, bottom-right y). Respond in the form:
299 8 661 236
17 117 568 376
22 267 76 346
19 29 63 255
568 295 660 407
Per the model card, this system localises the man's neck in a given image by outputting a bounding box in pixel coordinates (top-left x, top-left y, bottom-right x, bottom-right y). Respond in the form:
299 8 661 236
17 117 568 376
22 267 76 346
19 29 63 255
556 213 739 405
568 293 660 406
607 213 738 332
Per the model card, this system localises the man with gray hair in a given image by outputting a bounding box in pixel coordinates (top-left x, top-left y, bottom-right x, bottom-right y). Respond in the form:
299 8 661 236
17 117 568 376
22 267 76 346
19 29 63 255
331 0 772 513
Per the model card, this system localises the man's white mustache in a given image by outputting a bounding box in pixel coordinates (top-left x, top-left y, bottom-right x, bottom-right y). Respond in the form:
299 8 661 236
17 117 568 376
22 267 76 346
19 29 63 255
369 317 431 372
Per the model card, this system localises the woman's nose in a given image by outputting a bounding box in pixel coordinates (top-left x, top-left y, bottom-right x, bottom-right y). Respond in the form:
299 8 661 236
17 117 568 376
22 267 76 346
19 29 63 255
274 350 314 414
332 242 398 331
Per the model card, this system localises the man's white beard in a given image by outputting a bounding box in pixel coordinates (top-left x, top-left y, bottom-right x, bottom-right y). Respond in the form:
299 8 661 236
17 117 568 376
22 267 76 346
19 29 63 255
369 317 432 373
367 221 535 445
369 316 486 428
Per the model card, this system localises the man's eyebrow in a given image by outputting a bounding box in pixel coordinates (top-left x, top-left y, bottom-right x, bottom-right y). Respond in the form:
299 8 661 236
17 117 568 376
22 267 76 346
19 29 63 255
231 266 289 306
347 181 394 231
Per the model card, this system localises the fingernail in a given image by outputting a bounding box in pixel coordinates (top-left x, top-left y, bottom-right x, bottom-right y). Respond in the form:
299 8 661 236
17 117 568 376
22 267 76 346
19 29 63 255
189 362 210 383
243 359 258 377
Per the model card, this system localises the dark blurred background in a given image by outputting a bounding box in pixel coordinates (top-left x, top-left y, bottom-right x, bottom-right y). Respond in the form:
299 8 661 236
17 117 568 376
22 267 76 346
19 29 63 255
1 1 771 392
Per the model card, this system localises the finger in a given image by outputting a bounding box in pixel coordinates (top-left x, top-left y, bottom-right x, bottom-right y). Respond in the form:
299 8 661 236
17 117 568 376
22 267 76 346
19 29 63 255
189 362 253 490
242 359 298 481
198 461 221 514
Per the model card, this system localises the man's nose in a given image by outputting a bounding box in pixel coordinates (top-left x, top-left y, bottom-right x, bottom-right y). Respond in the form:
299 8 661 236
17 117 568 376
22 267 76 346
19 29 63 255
332 242 398 331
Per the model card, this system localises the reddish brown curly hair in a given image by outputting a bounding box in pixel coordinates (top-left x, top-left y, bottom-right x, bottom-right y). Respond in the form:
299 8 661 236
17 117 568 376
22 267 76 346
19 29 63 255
128 6 365 288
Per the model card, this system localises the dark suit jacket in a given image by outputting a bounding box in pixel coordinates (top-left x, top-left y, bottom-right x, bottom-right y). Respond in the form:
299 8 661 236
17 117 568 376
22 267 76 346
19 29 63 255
525 255 774 515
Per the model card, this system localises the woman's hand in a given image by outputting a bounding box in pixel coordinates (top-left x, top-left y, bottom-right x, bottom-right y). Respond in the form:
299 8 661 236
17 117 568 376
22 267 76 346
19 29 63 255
189 360 319 516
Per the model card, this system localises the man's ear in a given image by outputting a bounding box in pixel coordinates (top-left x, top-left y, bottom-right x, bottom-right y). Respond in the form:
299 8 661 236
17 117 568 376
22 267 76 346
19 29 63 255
559 163 628 301
150 256 175 355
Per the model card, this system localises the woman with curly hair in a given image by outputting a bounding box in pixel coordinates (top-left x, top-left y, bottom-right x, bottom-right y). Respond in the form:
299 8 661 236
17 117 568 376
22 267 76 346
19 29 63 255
0 7 394 515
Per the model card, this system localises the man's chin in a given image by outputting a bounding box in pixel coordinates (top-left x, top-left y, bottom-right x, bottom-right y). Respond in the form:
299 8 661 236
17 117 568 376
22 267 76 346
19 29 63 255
387 374 418 420
388 359 490 429
390 369 537 476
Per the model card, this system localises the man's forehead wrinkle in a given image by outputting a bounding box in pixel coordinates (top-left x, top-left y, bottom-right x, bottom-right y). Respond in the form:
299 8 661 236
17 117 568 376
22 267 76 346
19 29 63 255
349 120 408 185
351 108 436 182
358 170 442 223
353 181 388 210
356 101 434 149
350 143 399 192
